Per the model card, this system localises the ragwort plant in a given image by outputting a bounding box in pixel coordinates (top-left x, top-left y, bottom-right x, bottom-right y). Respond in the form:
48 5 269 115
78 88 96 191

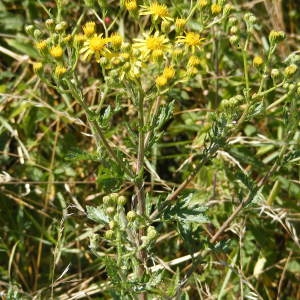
24 0 299 298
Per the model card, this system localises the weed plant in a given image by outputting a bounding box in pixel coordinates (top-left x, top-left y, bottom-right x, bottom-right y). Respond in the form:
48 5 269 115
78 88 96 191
0 0 299 299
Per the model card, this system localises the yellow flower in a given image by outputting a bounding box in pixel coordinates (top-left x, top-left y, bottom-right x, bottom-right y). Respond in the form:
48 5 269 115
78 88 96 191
55 65 67 77
125 0 137 11
33 62 43 73
211 3 222 14
188 55 201 67
175 18 187 32
133 32 169 59
35 40 48 51
284 64 297 77
74 34 86 44
50 45 63 58
109 32 123 48
253 55 263 67
163 66 175 79
198 0 208 8
80 34 108 61
63 34 72 43
177 32 205 52
155 75 168 86
82 21 96 37
140 2 171 21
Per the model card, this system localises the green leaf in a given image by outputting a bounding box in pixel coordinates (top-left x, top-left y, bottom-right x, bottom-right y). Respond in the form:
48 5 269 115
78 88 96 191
86 205 109 224
5 38 39 59
164 194 208 224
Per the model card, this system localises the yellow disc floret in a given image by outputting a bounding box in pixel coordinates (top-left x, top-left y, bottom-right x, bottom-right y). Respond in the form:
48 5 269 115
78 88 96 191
155 75 168 86
89 36 107 51
211 3 222 14
125 0 137 11
109 33 123 48
35 40 48 51
55 65 67 77
82 21 96 37
50 45 63 58
163 66 175 79
253 55 263 67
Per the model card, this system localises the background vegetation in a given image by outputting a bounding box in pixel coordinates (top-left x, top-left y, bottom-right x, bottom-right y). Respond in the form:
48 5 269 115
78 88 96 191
0 0 299 299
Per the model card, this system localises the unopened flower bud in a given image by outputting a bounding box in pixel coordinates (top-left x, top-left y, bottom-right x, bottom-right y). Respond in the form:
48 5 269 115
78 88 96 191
284 64 297 77
147 226 158 240
33 29 42 39
230 26 238 35
105 229 114 239
161 20 171 33
271 68 280 79
223 4 233 15
127 210 137 222
109 220 117 229
106 206 115 216
229 35 239 46
45 19 55 30
228 17 238 26
25 25 34 35
117 195 127 206
269 30 285 45
288 84 296 91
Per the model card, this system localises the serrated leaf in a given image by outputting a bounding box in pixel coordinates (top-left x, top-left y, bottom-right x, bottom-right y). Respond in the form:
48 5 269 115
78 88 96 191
164 194 208 224
86 205 109 224
65 149 97 161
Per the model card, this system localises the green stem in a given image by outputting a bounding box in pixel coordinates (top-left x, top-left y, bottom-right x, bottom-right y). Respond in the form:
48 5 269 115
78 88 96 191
66 79 133 178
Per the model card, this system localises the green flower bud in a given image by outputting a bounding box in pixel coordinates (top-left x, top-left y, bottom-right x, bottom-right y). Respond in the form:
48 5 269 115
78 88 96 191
271 68 280 79
109 220 117 229
103 195 111 205
127 210 137 222
161 20 171 33
297 87 300 96
106 206 115 216
55 21 67 32
284 64 298 77
45 19 55 30
223 4 233 15
25 25 34 35
117 195 127 206
228 16 238 26
269 30 285 45
230 26 238 35
288 84 296 91
229 35 239 46
147 226 158 240
105 229 114 239
33 29 42 39
99 57 108 67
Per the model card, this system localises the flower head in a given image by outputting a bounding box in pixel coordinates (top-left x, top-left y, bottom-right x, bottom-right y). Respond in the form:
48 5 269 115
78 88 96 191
163 66 175 79
198 0 208 8
50 45 63 58
175 18 187 32
80 34 109 61
253 55 263 67
33 62 43 73
177 32 205 53
55 65 67 77
35 40 48 51
211 3 222 14
109 32 123 49
125 0 137 11
82 21 96 37
188 55 201 67
140 2 171 21
133 32 169 59
155 75 168 87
